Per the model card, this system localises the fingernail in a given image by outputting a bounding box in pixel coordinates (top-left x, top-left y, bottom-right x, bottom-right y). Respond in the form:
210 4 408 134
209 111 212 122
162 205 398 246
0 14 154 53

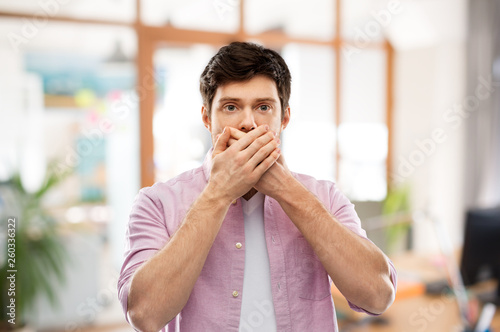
265 125 269 131
277 138 281 145
222 127 227 133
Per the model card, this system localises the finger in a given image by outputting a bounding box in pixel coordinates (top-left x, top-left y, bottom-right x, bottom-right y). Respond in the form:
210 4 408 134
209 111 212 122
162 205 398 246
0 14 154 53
242 130 278 162
232 125 270 151
248 139 279 169
228 126 279 149
212 127 231 158
228 127 246 141
253 147 281 175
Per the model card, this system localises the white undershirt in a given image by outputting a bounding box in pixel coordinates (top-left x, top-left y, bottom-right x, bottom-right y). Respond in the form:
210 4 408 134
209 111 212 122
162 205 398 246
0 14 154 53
239 192 277 332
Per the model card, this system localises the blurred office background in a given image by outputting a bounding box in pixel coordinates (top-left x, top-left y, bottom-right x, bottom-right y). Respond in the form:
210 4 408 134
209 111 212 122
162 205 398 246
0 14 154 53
0 0 499 331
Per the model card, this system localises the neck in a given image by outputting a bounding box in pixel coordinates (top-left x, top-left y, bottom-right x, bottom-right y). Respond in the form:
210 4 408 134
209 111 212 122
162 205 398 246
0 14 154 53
242 188 258 201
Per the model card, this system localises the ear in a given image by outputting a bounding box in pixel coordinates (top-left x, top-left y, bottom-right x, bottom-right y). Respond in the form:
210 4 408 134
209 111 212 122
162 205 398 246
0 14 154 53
201 106 211 132
281 106 291 131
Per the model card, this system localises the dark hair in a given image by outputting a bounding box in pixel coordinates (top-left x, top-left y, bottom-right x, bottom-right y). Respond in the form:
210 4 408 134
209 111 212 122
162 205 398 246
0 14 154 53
200 41 291 118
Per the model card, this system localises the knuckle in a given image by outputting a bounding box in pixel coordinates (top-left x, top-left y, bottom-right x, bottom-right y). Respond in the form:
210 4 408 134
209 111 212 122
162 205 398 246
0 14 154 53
262 142 276 155
256 146 269 158
257 134 271 146
242 164 252 173
254 126 267 136
235 154 245 166
259 140 268 149
259 158 270 168
249 173 259 183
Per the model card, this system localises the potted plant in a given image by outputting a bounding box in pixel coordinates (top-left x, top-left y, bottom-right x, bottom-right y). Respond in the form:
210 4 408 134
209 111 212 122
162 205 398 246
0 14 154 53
382 183 413 254
0 164 69 331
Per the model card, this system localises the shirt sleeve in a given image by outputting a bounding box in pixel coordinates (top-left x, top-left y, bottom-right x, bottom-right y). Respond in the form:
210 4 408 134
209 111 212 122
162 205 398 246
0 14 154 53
327 181 398 316
117 187 170 321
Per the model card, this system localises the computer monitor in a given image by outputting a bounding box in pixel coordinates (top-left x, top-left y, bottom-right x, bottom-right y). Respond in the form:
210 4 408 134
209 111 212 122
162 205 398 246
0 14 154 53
460 206 500 305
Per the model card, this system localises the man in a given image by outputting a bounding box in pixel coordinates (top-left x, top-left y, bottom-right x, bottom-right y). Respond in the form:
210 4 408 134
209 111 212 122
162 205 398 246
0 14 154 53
118 42 396 332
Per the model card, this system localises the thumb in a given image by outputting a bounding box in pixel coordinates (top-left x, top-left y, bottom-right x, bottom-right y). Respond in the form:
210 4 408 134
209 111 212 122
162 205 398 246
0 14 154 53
213 127 231 158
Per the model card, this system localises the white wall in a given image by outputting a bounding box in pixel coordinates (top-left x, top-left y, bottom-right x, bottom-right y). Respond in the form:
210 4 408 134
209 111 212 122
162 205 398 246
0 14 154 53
0 49 24 180
390 0 468 252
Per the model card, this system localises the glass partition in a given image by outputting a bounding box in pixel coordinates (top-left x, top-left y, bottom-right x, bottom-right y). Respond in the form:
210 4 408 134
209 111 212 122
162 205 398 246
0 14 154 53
153 44 215 182
339 48 387 200
342 0 393 41
282 43 336 181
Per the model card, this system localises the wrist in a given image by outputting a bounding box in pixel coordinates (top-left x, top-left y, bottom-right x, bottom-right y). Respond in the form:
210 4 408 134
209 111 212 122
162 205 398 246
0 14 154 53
272 174 303 203
203 181 234 207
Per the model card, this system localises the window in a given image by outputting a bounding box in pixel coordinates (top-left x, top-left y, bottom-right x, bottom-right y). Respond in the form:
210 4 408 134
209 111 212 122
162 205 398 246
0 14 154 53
0 0 394 203
137 0 393 202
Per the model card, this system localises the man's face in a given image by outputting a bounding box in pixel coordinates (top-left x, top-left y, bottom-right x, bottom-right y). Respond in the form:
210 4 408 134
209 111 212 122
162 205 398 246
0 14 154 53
202 75 290 145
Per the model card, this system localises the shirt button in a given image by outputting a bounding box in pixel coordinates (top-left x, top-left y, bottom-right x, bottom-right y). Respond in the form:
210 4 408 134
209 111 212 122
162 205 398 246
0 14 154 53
232 200 237 205
232 290 239 298
235 242 242 249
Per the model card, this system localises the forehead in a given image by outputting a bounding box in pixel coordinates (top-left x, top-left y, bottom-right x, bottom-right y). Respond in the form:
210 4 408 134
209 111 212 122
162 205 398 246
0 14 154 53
213 75 279 102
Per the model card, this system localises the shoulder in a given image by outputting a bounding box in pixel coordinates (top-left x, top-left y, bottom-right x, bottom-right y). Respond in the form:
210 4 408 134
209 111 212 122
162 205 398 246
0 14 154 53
290 171 358 219
137 165 207 205
129 164 207 232
291 171 336 198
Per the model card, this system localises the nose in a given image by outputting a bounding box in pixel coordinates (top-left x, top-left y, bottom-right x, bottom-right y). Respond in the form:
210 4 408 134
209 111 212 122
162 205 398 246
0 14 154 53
239 108 257 133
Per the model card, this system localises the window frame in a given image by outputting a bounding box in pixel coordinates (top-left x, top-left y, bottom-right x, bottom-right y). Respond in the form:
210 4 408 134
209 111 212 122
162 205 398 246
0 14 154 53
0 0 394 194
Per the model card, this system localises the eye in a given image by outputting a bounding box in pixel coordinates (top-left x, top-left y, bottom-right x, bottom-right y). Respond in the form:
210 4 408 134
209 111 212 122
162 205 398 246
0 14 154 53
259 105 271 112
225 105 237 112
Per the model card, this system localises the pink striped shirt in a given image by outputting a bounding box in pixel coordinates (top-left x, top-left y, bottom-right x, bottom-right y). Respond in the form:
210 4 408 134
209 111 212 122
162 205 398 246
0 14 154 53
118 150 397 331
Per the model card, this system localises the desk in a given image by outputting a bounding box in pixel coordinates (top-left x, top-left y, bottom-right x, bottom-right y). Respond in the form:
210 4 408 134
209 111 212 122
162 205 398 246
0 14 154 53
335 252 500 332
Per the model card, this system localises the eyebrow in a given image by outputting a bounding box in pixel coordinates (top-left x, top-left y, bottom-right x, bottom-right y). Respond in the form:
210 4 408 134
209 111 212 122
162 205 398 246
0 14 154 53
217 97 279 104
